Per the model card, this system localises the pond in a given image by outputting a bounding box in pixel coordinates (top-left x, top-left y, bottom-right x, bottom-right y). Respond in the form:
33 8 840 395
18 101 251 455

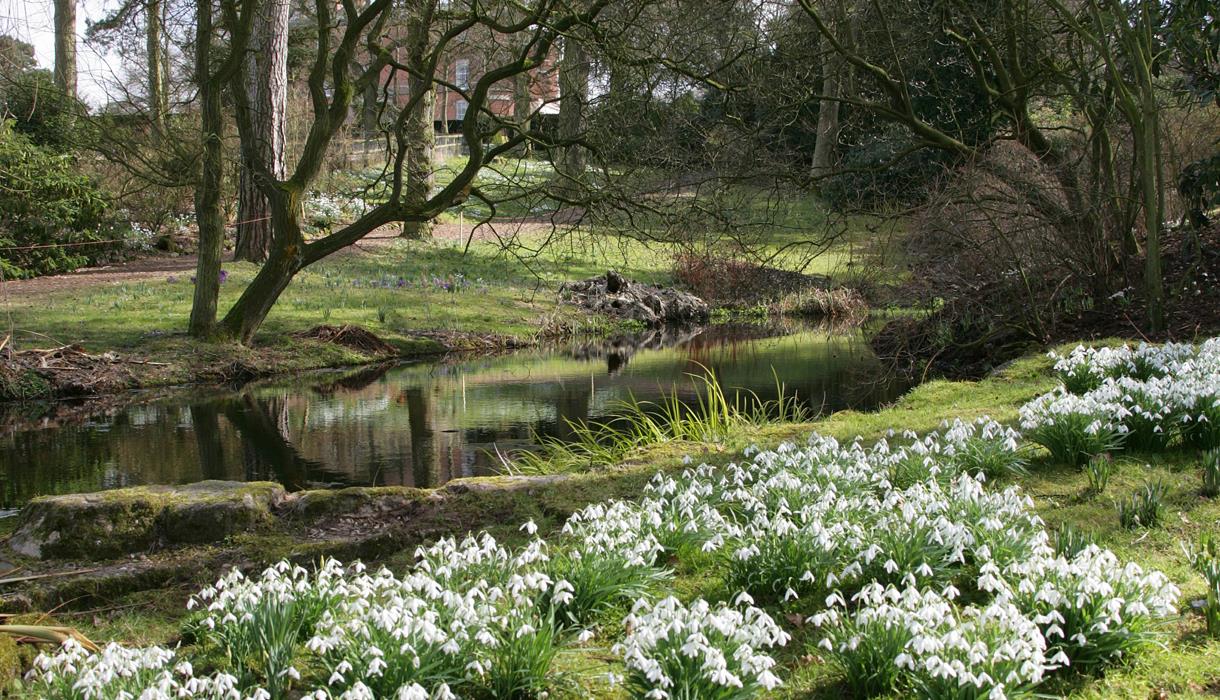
0 323 909 511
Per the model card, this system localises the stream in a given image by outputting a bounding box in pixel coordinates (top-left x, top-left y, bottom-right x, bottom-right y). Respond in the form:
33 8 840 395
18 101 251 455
0 322 909 511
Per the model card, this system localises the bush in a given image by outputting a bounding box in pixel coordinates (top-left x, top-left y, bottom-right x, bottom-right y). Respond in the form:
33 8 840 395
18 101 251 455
671 253 761 305
821 133 950 210
0 70 77 150
0 121 130 279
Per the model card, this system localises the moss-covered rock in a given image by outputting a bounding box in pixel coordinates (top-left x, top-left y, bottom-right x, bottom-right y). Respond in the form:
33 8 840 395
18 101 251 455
0 633 21 691
281 485 436 521
9 481 285 560
158 481 285 545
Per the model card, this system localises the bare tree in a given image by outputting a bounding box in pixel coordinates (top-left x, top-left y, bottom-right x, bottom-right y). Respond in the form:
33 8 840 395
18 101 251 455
206 0 612 342
189 0 252 336
797 0 1171 332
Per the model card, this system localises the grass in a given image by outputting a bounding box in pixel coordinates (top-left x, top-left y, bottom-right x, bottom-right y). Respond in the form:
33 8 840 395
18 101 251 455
2 159 903 399
3 194 894 389
502 368 811 475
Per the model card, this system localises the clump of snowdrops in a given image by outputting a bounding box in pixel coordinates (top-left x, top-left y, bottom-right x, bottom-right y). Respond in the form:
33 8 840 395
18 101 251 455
1026 340 1220 462
616 594 788 700
25 414 1182 700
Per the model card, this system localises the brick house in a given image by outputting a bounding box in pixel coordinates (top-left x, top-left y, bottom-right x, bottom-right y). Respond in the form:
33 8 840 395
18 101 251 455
380 25 561 132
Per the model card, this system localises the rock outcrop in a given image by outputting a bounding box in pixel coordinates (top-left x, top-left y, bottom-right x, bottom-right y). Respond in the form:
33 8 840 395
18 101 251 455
9 481 285 560
560 270 710 327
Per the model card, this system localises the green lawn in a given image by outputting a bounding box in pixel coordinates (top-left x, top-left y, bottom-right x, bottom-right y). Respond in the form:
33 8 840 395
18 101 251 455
5 173 898 383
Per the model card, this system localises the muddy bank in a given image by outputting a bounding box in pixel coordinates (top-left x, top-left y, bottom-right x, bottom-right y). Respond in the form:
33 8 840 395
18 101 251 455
0 330 448 404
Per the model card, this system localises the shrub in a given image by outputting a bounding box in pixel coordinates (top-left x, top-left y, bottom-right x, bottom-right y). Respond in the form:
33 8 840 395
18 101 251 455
671 253 760 305
0 70 77 150
1116 481 1168 530
821 133 951 209
0 121 130 279
616 595 788 700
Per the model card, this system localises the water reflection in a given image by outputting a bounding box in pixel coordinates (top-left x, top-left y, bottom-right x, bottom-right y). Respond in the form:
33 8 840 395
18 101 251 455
0 324 906 508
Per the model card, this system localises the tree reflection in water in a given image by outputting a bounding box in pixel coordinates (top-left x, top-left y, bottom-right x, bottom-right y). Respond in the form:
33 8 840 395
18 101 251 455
0 323 909 509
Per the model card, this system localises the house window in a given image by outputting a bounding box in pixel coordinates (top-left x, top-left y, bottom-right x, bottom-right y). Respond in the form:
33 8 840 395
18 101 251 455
455 59 469 89
454 99 468 120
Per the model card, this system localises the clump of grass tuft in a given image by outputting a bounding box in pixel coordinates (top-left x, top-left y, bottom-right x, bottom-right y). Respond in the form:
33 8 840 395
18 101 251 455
771 287 868 321
1054 523 1095 559
1116 480 1167 530
1023 409 1124 466
1185 533 1220 638
500 367 809 475
1084 454 1114 495
1203 449 1220 498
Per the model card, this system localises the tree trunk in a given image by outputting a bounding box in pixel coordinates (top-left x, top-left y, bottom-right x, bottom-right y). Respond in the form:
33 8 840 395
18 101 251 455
811 57 841 179
235 0 290 264
514 70 533 156
361 79 380 137
189 0 225 337
1138 98 1165 333
400 1 436 240
400 86 436 238
219 237 304 343
53 0 76 100
555 34 589 195
147 0 167 138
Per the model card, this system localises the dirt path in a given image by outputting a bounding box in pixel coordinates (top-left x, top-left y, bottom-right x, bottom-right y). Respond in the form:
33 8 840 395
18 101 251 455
0 219 562 302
